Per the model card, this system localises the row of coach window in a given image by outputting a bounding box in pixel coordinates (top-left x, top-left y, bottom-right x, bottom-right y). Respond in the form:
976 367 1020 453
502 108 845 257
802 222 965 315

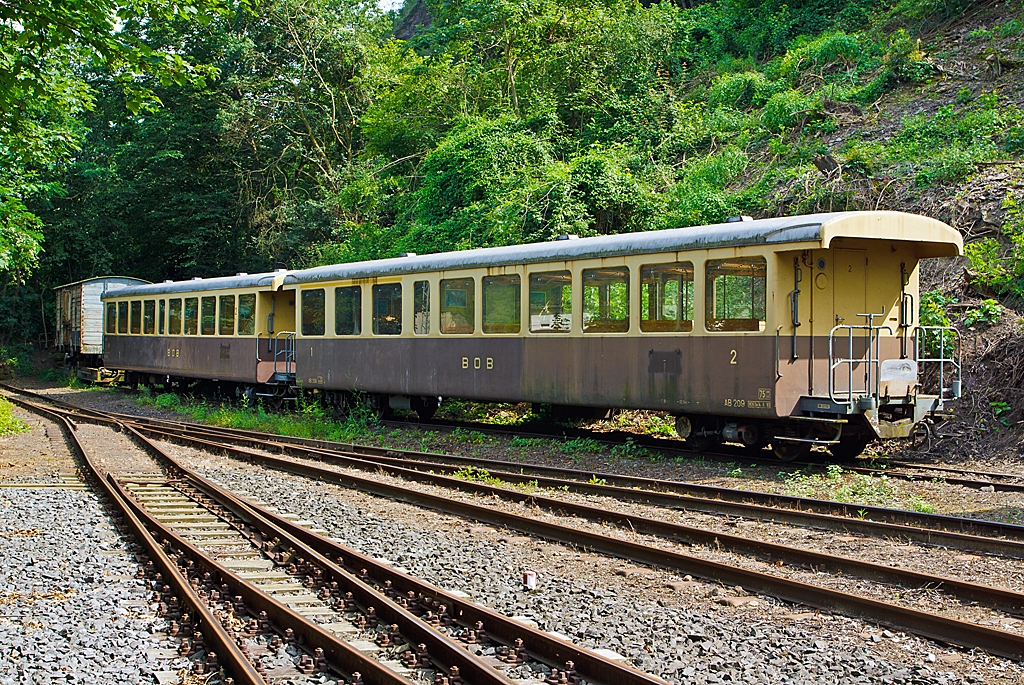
106 258 767 337
106 294 257 336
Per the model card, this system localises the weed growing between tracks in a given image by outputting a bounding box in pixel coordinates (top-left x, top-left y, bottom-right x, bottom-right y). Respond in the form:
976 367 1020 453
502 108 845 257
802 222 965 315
0 397 27 437
781 464 936 512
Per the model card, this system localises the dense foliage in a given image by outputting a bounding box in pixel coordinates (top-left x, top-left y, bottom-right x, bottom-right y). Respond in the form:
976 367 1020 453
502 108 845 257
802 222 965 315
3 0 1023 346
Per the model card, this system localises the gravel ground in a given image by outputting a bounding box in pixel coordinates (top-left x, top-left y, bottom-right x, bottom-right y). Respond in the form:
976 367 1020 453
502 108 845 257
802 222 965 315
0 406 76 484
0 488 190 684
174 448 1024 685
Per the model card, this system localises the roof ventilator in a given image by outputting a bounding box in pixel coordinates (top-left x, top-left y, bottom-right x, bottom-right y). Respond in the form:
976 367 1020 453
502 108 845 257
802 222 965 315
555 234 580 241
399 252 417 257
726 215 754 222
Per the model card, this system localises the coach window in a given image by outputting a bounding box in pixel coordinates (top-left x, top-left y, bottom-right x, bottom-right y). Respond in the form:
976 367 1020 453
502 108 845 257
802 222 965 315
529 271 572 332
335 286 361 335
237 294 256 335
158 300 166 335
219 295 235 335
130 301 142 335
583 268 629 333
117 301 129 334
169 298 183 335
483 275 521 334
301 289 326 336
372 283 402 335
200 297 216 335
184 297 199 335
705 257 767 332
641 263 694 332
440 278 474 334
143 300 156 334
106 303 117 335
413 281 430 335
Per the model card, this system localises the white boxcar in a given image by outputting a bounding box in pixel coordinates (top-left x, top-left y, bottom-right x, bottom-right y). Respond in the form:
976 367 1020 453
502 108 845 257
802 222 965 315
55 277 149 359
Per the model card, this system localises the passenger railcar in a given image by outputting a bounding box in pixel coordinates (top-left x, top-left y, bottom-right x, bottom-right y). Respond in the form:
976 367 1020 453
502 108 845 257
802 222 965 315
100 211 963 460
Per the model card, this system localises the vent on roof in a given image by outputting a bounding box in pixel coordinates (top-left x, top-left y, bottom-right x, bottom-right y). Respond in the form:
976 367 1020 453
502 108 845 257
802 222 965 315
274 268 287 273
555 234 580 241
399 252 417 258
726 215 754 222
192 277 203 280
163 280 174 284
236 272 248 276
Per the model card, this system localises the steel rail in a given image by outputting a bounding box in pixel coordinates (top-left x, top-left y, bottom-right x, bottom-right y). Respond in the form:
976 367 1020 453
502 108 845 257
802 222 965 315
12 390 664 685
138 420 1024 559
110 472 468 685
106 410 1024 543
7 385 1021 540
125 423 1024 660
13 395 511 685
7 396 266 685
136 423 1024 617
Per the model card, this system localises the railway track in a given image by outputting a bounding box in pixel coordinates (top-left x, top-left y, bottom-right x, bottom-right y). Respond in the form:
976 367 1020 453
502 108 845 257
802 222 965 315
6 389 665 685
377 417 1024 494
10 388 1024 663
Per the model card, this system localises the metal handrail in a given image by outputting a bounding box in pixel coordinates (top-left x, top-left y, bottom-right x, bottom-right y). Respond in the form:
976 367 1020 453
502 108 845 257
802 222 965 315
913 326 962 408
272 330 295 379
828 314 893 408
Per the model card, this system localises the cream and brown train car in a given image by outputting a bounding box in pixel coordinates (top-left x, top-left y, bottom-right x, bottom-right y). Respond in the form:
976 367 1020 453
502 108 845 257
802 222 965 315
100 211 963 460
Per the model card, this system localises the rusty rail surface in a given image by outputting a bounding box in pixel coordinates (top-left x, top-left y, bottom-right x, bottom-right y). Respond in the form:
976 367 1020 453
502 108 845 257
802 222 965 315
127 425 1024 661
6 387 664 685
6 396 267 685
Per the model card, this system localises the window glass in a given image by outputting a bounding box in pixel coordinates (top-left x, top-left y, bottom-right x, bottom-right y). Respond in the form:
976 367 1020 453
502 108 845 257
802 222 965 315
143 300 155 334
106 303 117 334
201 296 216 335
529 271 572 332
237 294 256 335
158 300 165 335
169 299 182 335
301 289 326 336
705 257 767 332
117 301 128 334
372 283 402 335
184 297 199 335
335 286 361 335
130 301 142 334
583 268 629 333
413 281 430 335
641 263 694 333
440 278 474 334
483 275 521 334
219 295 235 335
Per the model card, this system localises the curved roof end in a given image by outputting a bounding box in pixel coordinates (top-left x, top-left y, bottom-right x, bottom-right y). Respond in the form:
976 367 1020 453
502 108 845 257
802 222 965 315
821 211 963 257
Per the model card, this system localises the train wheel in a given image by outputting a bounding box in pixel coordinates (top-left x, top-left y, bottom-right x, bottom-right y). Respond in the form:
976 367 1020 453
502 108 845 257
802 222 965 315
828 437 870 462
772 440 811 462
241 386 256 409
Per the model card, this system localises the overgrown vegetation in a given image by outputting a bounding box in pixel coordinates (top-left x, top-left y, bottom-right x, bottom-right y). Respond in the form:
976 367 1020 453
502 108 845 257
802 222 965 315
781 464 934 511
0 398 28 437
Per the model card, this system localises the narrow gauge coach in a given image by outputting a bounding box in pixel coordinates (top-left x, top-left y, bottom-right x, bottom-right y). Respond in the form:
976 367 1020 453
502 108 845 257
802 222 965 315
100 211 963 460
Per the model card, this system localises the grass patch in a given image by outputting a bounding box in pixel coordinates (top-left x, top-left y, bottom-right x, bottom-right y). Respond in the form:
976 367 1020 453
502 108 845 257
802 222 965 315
780 464 934 511
0 397 28 437
136 390 379 443
452 465 538 492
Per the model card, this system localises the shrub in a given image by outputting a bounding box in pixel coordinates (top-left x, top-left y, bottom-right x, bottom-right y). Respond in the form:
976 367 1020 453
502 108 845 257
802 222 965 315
707 71 784 109
761 89 818 131
779 31 862 77
964 192 1024 299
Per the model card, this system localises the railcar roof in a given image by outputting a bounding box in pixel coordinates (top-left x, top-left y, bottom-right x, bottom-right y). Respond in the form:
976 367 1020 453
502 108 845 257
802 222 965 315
55 276 150 290
103 211 962 298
